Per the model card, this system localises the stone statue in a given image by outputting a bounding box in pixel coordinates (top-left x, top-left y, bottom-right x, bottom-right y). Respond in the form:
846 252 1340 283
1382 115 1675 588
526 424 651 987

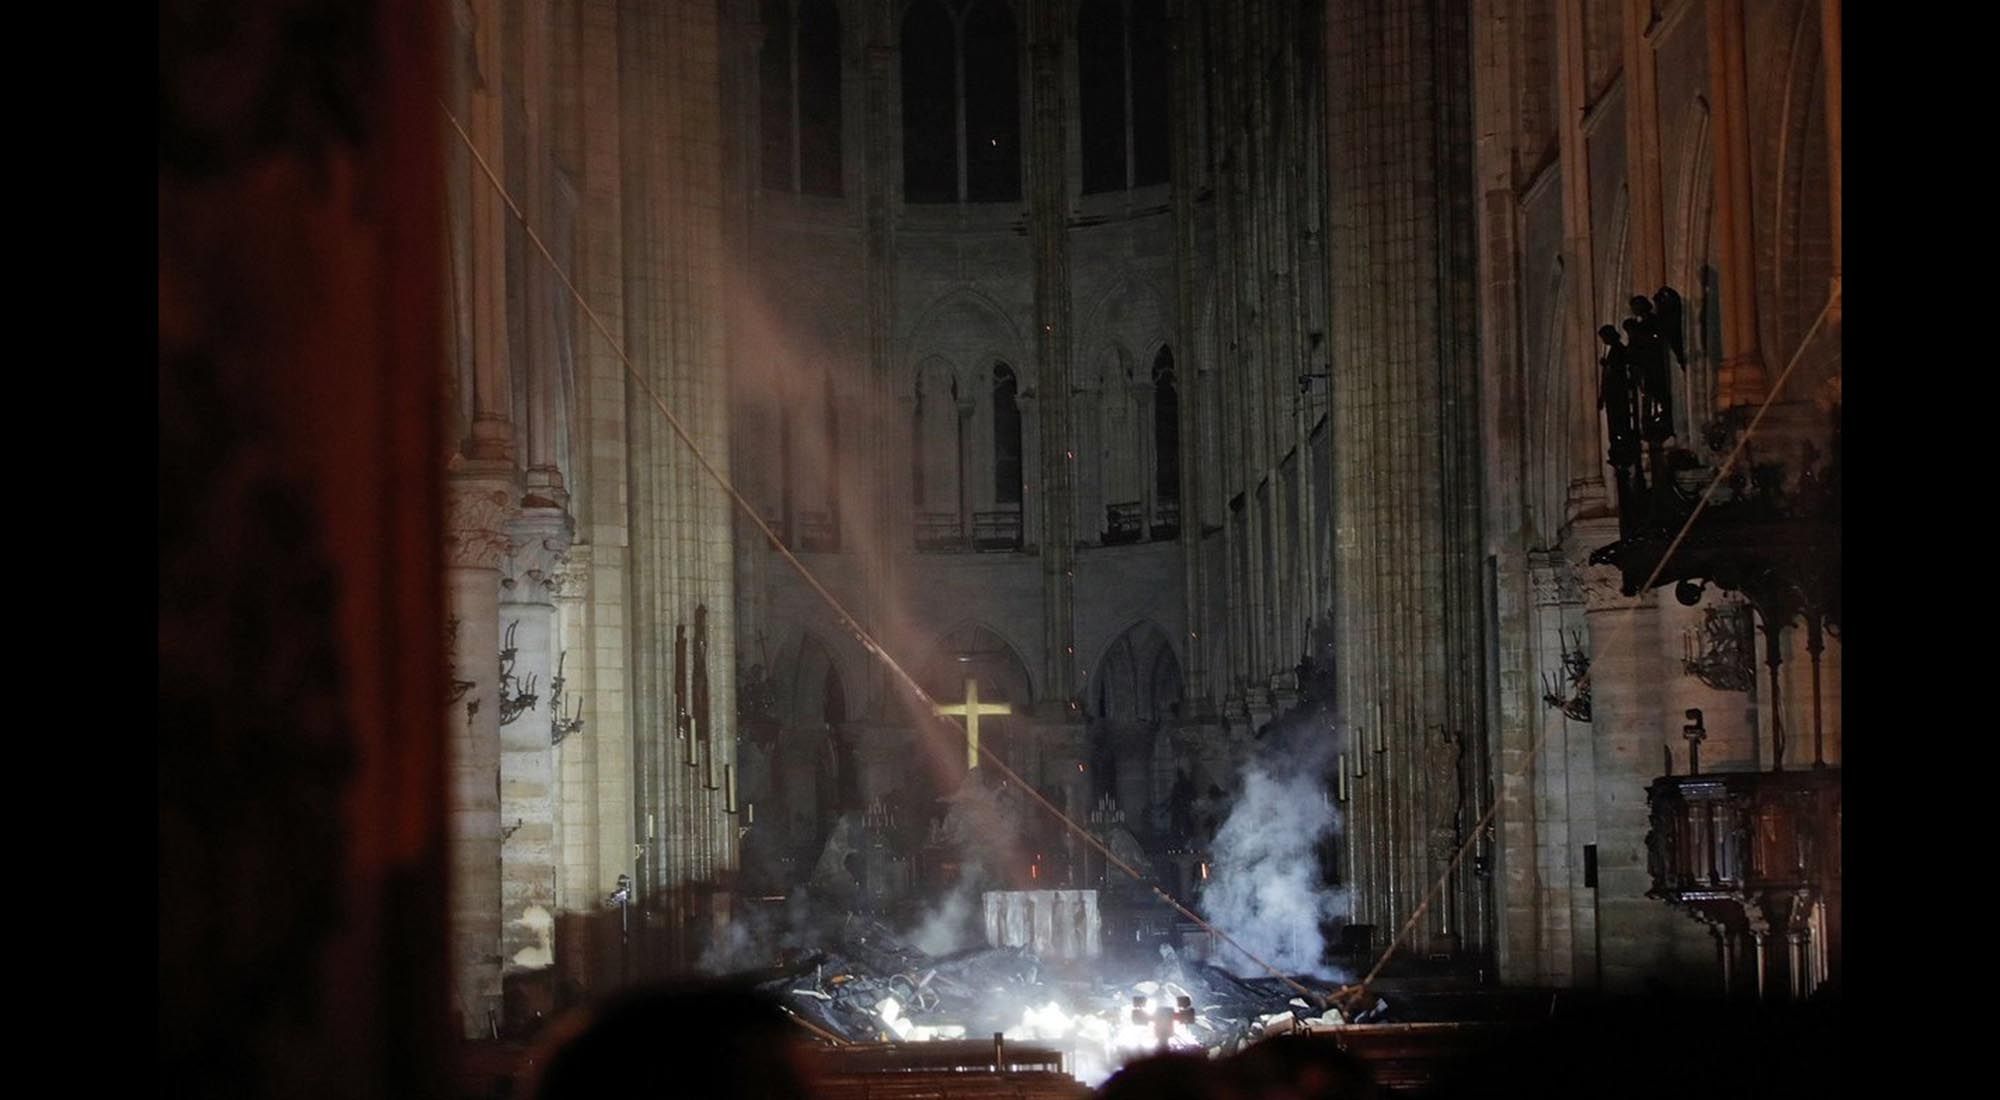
1627 296 1675 442
1597 325 1641 467
1621 317 1663 437
1653 286 1687 370
1624 296 1688 446
1428 731 1464 823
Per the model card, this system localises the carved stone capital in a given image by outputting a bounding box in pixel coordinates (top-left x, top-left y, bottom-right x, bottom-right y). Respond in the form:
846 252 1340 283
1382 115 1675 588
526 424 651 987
1528 551 1582 609
547 544 591 601
1427 826 1460 864
1565 518 1652 613
502 507 574 604
445 472 516 571
1576 565 1651 613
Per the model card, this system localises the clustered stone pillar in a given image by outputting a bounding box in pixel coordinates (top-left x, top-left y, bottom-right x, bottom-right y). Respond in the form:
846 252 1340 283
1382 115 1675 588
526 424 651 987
1571 520 1707 992
1705 0 1766 408
1166 0 1208 708
617 0 740 970
1555 0 1605 515
1027 0 1079 710
499 509 572 980
861 1 904 710
1324 0 1487 955
445 468 515 1036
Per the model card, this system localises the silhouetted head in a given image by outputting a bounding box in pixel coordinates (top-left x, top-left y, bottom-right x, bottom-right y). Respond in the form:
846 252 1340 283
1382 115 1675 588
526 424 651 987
1597 325 1621 346
1232 1035 1383 1100
1099 1052 1247 1100
1630 295 1654 316
524 981 813 1100
1441 995 1840 1100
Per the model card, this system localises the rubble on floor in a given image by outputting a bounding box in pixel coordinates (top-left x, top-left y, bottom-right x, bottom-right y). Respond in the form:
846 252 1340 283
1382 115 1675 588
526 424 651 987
752 915 1387 1086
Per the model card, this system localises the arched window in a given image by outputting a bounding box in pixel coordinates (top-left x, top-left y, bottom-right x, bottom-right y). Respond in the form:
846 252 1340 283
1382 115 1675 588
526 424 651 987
992 363 1023 505
1077 0 1169 194
901 1 1021 204
900 2 957 203
762 0 844 196
1077 0 1125 194
963 2 1022 202
1129 0 1168 185
1153 347 1180 510
758 0 793 190
797 1 843 196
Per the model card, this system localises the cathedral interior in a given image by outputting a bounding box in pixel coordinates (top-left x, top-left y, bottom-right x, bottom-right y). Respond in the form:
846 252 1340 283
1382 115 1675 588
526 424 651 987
160 0 1842 1096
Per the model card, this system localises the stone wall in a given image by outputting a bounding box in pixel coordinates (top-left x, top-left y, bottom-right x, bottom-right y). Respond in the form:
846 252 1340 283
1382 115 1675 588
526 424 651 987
1472 0 1841 991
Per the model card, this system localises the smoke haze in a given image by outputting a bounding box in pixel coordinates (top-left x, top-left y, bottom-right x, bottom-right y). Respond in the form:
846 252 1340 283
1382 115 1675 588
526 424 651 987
1199 710 1349 980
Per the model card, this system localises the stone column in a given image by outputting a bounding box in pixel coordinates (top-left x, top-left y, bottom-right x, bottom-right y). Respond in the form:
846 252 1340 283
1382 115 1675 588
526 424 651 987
1510 556 1594 987
1706 0 1767 407
1621 0 1666 294
1818 0 1842 319
499 508 572 980
1027 0 1077 706
550 548 595 914
862 5 903 708
463 0 514 463
518 0 567 507
574 0 635 926
1167 0 1208 701
1324 0 1484 952
1555 0 1605 516
1471 0 1541 983
1571 517 1704 991
445 466 515 1035
618 0 739 968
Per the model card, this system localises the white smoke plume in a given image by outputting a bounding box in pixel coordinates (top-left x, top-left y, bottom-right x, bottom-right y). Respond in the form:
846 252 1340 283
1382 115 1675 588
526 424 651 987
1199 711 1349 980
695 891 819 974
904 880 979 956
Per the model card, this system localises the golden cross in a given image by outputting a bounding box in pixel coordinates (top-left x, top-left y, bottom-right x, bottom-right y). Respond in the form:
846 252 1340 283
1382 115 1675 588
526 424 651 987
934 676 1012 770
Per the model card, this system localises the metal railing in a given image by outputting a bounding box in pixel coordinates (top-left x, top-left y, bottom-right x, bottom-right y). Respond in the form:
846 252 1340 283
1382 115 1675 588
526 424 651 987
972 508 1022 551
797 510 839 553
1103 501 1144 545
914 511 963 551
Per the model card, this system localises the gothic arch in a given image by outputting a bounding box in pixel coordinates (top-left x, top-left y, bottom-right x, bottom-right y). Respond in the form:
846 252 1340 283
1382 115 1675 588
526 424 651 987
781 630 860 730
1082 620 1182 813
921 620 1035 704
1084 619 1182 720
904 286 1028 387
772 631 853 862
1078 276 1171 377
